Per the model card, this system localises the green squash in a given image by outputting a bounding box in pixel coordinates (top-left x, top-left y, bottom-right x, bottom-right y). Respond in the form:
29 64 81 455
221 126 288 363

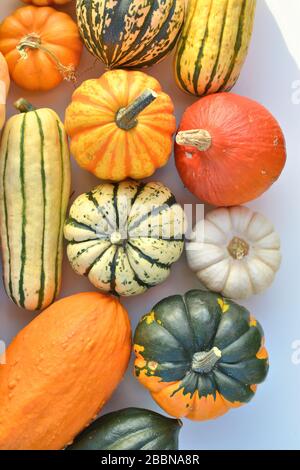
67 408 181 450
134 290 269 421
76 0 185 68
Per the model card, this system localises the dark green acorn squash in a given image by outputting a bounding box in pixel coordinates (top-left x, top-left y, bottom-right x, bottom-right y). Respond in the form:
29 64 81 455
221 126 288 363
134 290 269 421
67 408 181 450
76 0 185 68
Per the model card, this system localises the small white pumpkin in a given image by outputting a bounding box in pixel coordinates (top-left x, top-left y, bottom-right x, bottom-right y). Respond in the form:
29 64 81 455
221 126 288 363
186 206 281 300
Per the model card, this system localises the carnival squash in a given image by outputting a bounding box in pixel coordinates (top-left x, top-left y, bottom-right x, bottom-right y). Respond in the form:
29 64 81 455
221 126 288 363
76 0 185 68
134 290 269 421
68 408 181 450
0 52 9 131
175 93 286 206
174 0 256 96
22 0 72 5
64 180 185 297
186 207 281 300
0 99 71 311
0 292 131 450
65 69 175 181
0 6 82 91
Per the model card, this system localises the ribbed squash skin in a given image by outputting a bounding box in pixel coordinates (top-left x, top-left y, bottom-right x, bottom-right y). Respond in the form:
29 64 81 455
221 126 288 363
68 408 181 450
174 0 256 96
0 106 71 311
76 0 185 68
0 292 131 450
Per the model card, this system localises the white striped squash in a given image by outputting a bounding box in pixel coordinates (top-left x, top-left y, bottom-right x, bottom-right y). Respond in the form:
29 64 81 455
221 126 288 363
64 181 185 297
0 99 71 311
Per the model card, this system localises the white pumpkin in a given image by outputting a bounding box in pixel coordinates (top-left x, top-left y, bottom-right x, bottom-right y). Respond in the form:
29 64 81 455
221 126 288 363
64 180 185 296
186 206 281 300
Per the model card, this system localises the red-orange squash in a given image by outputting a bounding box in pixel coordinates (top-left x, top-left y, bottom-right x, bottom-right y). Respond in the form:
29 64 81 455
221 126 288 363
175 93 286 207
0 292 131 450
0 52 9 130
22 0 72 5
65 69 176 181
0 6 82 92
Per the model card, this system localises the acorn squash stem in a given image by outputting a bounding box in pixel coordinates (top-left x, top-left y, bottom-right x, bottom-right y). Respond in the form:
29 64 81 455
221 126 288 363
192 347 222 374
17 33 76 82
176 129 212 151
14 98 36 113
116 89 158 130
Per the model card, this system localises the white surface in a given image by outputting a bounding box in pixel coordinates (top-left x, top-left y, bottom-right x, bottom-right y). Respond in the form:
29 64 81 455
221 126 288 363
0 0 300 451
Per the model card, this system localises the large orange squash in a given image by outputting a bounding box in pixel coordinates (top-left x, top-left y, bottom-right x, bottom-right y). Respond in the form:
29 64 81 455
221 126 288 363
175 93 286 206
0 6 82 92
0 292 131 450
0 52 9 130
65 69 176 181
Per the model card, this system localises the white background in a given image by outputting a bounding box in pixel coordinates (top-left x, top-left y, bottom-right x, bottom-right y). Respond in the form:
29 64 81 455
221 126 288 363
0 0 300 450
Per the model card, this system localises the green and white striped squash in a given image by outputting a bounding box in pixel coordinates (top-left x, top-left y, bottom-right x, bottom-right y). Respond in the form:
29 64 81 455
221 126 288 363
0 99 71 311
174 0 257 96
76 0 185 69
64 180 185 297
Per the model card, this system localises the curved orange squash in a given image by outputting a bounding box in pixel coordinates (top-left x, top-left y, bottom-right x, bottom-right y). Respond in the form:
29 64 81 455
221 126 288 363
0 6 82 92
0 292 131 450
0 52 10 130
175 93 286 207
65 69 176 181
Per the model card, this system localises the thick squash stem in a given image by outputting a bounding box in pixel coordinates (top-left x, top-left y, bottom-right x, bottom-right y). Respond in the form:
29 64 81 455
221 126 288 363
192 347 222 374
14 98 36 113
176 129 212 151
17 33 76 82
116 89 158 130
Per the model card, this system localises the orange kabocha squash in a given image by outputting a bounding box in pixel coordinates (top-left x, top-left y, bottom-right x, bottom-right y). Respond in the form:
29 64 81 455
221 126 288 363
175 93 286 206
22 0 72 5
65 69 176 181
0 292 131 450
0 6 82 92
0 52 9 130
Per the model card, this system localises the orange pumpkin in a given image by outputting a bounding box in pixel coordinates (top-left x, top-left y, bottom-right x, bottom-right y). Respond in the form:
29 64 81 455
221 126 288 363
175 93 286 207
0 52 10 130
22 0 72 5
0 6 82 92
0 292 131 450
65 69 176 181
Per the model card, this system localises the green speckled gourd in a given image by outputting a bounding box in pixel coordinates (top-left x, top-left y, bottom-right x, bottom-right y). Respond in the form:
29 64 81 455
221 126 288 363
134 290 269 421
68 408 181 450
76 0 185 68
64 180 185 297
0 99 71 311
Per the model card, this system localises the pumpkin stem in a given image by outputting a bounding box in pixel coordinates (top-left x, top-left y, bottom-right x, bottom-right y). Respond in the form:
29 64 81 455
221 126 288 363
192 347 222 374
17 33 76 82
116 89 158 130
14 98 36 113
228 237 250 260
176 129 212 151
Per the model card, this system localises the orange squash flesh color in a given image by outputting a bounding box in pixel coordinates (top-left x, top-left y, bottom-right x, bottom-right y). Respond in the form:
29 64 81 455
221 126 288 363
0 292 131 450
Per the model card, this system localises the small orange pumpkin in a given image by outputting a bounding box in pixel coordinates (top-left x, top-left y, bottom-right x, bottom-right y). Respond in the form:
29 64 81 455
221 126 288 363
0 6 82 92
65 69 176 181
0 52 10 130
22 0 72 5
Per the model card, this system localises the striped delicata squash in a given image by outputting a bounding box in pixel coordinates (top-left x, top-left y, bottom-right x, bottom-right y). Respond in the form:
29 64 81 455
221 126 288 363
174 0 257 96
0 99 71 311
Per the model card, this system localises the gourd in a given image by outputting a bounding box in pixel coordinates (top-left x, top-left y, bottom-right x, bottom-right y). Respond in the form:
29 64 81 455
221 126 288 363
134 290 269 421
68 408 181 450
0 99 71 311
0 292 131 450
76 0 185 69
175 93 286 206
174 0 256 96
0 6 82 91
0 52 9 131
186 207 281 300
64 180 185 297
65 69 176 181
22 0 72 5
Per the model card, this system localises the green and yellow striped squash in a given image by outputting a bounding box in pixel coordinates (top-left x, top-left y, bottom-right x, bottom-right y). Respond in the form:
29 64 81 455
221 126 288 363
64 180 185 297
0 99 71 311
174 0 256 96
76 0 185 68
